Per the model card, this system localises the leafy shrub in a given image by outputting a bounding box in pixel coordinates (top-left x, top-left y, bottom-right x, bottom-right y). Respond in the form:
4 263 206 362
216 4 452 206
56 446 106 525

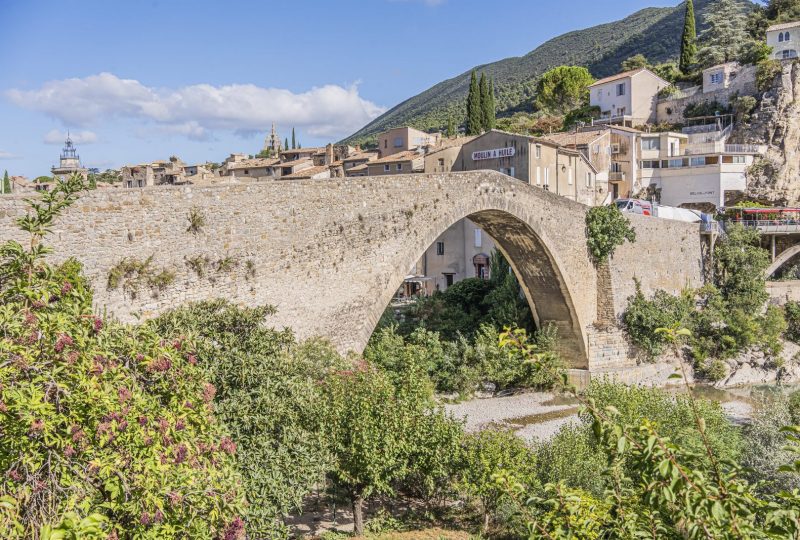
585 205 636 264
684 99 731 118
622 284 693 358
785 301 800 343
458 428 538 532
756 58 782 91
186 206 206 234
583 381 744 466
0 175 244 538
533 424 607 496
150 301 346 538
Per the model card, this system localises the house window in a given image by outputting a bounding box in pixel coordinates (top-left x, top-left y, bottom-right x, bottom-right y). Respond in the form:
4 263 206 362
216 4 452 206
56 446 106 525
436 242 445 256
611 144 621 154
384 164 390 172
536 166 541 185
616 82 625 96
668 158 685 168
783 49 796 59
710 72 723 84
641 160 660 169
384 140 387 148
438 158 444 167
586 172 592 187
535 145 541 159
543 167 550 187
393 137 403 148
244 169 249 175
642 138 660 150
786 32 792 42
690 156 706 167
474 229 482 248
732 155 746 163
780 32 785 42
444 273 454 287
499 167 515 176
396 163 402 171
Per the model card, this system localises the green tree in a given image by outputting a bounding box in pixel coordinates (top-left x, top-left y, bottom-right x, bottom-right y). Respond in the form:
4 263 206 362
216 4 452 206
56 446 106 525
446 114 456 137
459 428 538 531
697 0 751 67
534 66 594 116
150 301 345 538
466 69 483 136
680 0 697 72
487 78 496 130
0 174 245 539
284 137 289 151
713 223 770 312
621 53 649 71
322 361 446 535
291 127 296 149
479 72 493 132
2 170 10 194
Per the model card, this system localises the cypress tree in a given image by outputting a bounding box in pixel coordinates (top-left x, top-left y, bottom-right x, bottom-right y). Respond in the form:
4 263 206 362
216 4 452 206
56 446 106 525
2 170 9 194
680 0 697 72
479 73 491 133
446 114 455 138
291 128 296 150
466 70 483 136
284 137 289 151
487 78 496 131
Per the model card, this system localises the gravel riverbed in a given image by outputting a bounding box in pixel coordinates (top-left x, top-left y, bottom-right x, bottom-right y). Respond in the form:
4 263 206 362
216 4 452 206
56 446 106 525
445 389 756 443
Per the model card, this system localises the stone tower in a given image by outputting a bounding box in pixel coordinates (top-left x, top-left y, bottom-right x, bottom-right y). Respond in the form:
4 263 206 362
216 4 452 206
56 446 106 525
263 123 283 155
51 132 88 181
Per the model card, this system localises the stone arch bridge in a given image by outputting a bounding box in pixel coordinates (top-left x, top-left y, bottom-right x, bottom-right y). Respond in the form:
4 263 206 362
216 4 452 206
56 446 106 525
0 171 703 371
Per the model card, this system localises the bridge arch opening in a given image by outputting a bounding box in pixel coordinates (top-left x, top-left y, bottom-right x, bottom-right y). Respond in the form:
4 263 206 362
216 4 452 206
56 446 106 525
363 208 588 370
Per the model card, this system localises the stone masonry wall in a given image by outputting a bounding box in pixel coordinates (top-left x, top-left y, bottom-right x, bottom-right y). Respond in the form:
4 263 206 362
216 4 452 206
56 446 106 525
0 171 703 371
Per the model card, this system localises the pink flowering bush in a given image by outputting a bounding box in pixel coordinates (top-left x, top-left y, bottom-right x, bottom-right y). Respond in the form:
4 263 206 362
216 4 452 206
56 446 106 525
0 175 245 538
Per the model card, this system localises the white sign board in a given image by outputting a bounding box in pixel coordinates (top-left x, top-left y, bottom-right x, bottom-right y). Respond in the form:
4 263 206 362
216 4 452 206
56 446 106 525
472 147 515 161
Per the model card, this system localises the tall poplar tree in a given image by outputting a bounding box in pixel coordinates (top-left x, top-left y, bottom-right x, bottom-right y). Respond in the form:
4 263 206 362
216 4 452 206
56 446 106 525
291 128 296 149
284 137 289 151
479 73 491 132
487 78 496 131
466 70 483 136
680 0 697 72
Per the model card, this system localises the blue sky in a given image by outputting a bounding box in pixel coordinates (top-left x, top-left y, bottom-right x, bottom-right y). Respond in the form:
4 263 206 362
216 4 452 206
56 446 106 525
0 0 677 177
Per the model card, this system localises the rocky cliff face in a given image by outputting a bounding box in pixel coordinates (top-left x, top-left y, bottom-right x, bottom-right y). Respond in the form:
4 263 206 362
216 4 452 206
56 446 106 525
737 62 800 205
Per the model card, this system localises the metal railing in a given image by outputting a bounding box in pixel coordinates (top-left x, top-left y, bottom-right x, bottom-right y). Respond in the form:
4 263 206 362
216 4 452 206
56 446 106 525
725 220 800 234
609 171 626 182
724 143 763 153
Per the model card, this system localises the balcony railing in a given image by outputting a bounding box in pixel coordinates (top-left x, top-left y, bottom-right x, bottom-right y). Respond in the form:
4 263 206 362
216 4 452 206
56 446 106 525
609 171 626 182
725 220 800 234
724 144 764 153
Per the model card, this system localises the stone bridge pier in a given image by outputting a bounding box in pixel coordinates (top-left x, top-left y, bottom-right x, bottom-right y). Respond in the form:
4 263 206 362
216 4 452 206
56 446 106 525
0 171 704 371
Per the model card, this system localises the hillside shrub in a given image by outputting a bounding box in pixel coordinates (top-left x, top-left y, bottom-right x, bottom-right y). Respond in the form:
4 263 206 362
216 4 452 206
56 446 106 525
150 301 346 538
757 58 783 91
0 175 244 538
585 205 636 264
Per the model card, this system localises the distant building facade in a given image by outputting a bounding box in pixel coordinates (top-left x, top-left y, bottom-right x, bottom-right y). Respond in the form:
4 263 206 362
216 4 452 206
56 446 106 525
589 68 669 127
767 21 800 60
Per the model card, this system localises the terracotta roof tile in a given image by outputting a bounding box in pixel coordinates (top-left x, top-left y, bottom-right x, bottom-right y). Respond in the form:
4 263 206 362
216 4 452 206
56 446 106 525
281 165 330 179
370 150 421 164
588 68 668 87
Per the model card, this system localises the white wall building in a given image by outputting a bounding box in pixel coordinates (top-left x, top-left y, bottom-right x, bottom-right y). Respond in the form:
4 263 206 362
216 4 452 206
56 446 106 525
589 68 670 127
767 21 800 60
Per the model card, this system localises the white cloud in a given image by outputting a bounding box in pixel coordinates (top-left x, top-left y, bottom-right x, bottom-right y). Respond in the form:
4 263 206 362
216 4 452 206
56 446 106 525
7 73 386 140
0 151 19 160
43 129 97 145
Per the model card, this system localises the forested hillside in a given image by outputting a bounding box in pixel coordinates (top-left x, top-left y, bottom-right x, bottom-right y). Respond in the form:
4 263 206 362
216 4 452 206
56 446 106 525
343 0 750 145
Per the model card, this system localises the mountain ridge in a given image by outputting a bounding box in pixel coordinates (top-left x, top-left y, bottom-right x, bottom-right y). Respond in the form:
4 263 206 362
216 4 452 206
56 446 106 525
342 0 747 145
